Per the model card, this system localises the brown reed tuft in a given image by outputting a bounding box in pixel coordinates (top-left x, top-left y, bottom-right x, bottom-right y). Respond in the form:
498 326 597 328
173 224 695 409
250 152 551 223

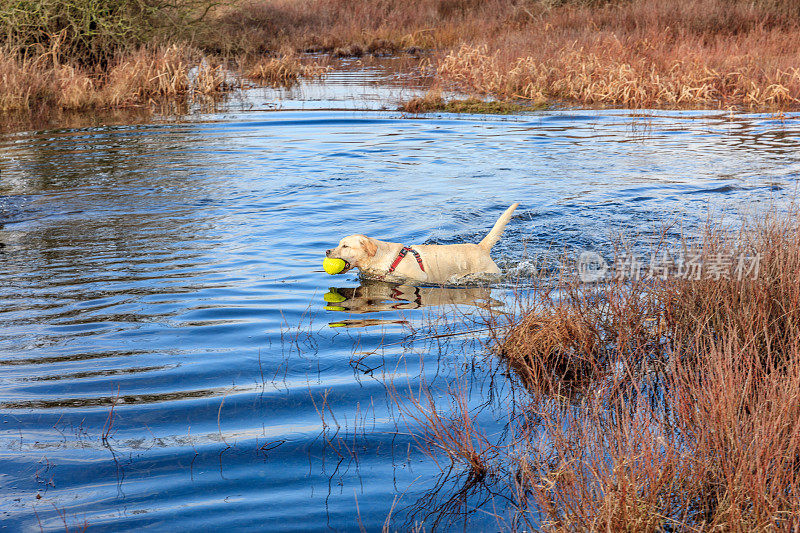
399 90 545 113
245 55 330 86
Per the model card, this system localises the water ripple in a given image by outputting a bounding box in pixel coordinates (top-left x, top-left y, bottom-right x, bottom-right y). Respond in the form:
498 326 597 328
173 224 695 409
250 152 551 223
1 106 799 530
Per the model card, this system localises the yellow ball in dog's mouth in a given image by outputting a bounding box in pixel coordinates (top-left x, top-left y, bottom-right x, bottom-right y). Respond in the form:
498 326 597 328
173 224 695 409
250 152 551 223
323 257 347 275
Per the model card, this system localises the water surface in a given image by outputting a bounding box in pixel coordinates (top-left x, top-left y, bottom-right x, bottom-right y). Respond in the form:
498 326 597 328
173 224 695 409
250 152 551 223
1 70 799 531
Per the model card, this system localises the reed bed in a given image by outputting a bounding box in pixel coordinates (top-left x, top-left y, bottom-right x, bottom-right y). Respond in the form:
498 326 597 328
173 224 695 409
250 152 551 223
203 0 503 56
436 41 800 109
245 55 330 86
0 45 233 112
211 0 800 110
0 45 329 115
395 208 800 530
431 0 800 108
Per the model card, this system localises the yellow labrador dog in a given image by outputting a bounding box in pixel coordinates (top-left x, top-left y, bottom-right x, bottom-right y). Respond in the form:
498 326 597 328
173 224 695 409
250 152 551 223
325 203 518 284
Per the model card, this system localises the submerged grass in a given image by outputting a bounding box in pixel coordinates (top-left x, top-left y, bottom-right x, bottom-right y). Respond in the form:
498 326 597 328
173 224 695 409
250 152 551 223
394 208 800 530
399 91 545 114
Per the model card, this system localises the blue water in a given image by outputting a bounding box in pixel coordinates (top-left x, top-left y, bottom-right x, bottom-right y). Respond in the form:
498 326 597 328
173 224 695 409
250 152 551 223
1 72 799 531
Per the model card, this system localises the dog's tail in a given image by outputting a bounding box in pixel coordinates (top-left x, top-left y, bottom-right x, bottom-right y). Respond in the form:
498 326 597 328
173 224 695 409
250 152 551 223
478 203 519 250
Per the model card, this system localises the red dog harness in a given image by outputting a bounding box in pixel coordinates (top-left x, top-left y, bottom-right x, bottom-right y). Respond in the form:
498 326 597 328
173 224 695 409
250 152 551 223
387 246 425 274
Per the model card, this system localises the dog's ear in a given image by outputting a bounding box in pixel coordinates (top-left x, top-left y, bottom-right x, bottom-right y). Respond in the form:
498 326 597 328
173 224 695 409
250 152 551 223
361 236 377 258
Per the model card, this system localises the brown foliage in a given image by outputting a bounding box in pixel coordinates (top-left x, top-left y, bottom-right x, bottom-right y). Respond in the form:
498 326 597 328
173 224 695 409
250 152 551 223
506 212 800 529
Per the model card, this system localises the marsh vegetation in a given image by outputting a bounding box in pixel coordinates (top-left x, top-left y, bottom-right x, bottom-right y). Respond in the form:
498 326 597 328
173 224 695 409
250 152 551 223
392 209 800 530
2 0 799 115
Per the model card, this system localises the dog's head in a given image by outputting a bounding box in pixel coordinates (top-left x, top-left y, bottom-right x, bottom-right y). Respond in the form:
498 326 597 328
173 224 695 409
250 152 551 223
326 234 378 272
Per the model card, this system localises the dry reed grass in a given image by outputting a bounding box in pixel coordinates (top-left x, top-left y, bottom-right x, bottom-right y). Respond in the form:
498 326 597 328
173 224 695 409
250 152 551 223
508 212 800 528
204 0 511 56
397 207 800 530
245 55 330 86
6 0 800 113
0 45 233 113
0 52 94 112
430 0 800 109
210 0 800 109
437 42 800 109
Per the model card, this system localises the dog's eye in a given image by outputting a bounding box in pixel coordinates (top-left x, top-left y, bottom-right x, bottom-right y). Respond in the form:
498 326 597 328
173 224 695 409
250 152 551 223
342 245 348 248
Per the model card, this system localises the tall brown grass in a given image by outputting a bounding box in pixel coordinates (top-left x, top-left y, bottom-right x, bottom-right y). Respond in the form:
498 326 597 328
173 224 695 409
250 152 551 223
436 38 800 109
397 208 800 530
203 0 515 55
0 46 332 116
0 45 234 113
507 212 800 529
431 0 800 108
209 0 800 109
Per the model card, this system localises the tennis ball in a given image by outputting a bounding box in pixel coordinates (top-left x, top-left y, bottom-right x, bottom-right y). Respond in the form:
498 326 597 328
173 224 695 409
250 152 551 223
323 257 347 275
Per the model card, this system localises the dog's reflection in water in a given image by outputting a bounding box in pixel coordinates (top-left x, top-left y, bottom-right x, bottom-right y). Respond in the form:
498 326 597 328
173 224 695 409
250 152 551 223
323 280 502 328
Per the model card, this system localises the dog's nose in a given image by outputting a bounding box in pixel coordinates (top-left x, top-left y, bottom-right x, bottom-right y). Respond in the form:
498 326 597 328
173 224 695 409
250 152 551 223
325 249 331 257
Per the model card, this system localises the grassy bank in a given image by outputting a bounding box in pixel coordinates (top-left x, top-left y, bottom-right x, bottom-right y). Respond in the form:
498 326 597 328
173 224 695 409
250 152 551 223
396 209 800 530
2 0 800 114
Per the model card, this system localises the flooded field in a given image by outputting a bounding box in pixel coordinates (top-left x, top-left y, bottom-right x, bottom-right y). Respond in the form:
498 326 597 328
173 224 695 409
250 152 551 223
1 67 799 530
